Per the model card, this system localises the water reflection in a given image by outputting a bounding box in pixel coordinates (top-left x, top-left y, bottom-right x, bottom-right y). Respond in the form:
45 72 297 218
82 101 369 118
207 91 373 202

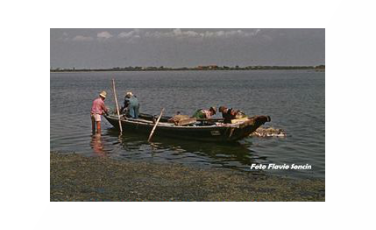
90 134 108 157
105 128 265 171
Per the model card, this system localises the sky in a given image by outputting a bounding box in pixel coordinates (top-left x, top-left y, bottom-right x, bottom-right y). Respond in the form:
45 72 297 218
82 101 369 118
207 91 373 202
50 29 325 69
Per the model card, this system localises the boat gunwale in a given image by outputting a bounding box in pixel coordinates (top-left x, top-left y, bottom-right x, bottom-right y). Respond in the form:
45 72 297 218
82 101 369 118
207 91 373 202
105 115 245 130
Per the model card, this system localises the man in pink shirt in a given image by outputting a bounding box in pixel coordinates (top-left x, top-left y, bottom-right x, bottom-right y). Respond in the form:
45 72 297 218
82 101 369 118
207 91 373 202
91 91 109 135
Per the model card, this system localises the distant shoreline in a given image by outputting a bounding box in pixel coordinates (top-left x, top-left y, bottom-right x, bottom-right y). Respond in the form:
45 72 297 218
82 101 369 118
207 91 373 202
50 65 325 73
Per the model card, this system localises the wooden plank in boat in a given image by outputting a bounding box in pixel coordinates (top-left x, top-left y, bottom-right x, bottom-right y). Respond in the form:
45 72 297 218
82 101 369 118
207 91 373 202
177 118 197 126
231 117 249 124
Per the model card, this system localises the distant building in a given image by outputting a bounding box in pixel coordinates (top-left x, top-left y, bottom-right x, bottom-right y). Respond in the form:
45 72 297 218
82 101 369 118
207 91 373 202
197 65 218 70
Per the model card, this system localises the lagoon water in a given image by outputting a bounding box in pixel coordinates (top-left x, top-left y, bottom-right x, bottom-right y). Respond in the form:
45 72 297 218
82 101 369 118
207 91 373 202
50 70 325 179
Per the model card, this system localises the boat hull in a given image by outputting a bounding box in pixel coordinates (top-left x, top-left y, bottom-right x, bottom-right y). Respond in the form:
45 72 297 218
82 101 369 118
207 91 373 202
104 114 270 142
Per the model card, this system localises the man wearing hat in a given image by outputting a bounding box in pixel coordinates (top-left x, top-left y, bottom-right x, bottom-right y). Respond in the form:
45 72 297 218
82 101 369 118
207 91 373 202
219 106 247 123
192 106 216 119
120 91 140 118
91 91 109 135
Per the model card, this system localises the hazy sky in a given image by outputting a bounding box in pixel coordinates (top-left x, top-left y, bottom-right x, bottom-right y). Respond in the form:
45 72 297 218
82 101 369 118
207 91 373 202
50 29 325 69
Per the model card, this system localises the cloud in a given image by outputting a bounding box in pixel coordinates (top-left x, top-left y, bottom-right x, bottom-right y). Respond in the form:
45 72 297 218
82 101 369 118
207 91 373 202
185 30 200 37
204 29 261 38
69 29 261 43
97 31 113 39
116 29 261 42
118 31 135 38
72 35 94 41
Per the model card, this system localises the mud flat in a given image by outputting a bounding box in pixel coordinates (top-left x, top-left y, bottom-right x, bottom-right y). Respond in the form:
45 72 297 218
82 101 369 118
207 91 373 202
50 152 325 201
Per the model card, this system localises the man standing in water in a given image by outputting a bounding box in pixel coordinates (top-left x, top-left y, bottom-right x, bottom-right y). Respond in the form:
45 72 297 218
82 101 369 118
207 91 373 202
91 91 109 135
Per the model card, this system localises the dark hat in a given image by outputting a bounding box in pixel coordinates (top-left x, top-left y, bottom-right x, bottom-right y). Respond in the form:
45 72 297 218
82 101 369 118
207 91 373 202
219 106 227 113
210 106 217 114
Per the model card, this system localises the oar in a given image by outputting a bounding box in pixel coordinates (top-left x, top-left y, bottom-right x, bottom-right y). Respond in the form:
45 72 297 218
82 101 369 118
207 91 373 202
111 79 123 134
148 108 164 142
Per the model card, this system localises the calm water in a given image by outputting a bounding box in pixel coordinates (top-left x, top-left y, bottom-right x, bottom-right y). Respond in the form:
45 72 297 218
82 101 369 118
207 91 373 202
50 70 325 179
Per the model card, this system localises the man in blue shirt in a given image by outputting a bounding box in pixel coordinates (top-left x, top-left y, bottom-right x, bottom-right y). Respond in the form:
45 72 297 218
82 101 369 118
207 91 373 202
120 92 140 118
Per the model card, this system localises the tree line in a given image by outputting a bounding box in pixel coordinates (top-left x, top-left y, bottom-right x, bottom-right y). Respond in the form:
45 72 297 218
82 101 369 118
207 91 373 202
50 65 325 72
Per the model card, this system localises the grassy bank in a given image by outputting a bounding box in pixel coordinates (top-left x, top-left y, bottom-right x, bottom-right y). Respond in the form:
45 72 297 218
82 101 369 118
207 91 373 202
50 152 325 201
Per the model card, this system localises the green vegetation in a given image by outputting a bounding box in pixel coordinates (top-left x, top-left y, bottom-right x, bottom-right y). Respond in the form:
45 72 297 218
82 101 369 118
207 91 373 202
50 65 325 72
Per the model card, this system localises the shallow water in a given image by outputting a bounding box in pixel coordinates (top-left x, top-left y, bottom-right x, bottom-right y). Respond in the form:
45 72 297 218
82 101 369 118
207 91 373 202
50 70 325 179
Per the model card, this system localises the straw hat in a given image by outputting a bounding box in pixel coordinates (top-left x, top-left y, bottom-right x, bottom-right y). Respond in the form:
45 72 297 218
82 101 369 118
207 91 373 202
125 91 133 97
99 91 107 98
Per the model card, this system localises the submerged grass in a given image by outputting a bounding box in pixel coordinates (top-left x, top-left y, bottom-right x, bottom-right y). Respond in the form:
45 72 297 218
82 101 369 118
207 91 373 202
50 152 325 201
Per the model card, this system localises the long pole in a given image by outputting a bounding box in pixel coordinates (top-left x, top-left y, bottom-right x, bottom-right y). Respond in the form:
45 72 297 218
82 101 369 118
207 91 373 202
148 108 164 142
111 79 123 133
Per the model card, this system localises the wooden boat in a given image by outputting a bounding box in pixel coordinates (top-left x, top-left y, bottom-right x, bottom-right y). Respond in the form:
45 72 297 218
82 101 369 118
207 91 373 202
104 113 271 142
